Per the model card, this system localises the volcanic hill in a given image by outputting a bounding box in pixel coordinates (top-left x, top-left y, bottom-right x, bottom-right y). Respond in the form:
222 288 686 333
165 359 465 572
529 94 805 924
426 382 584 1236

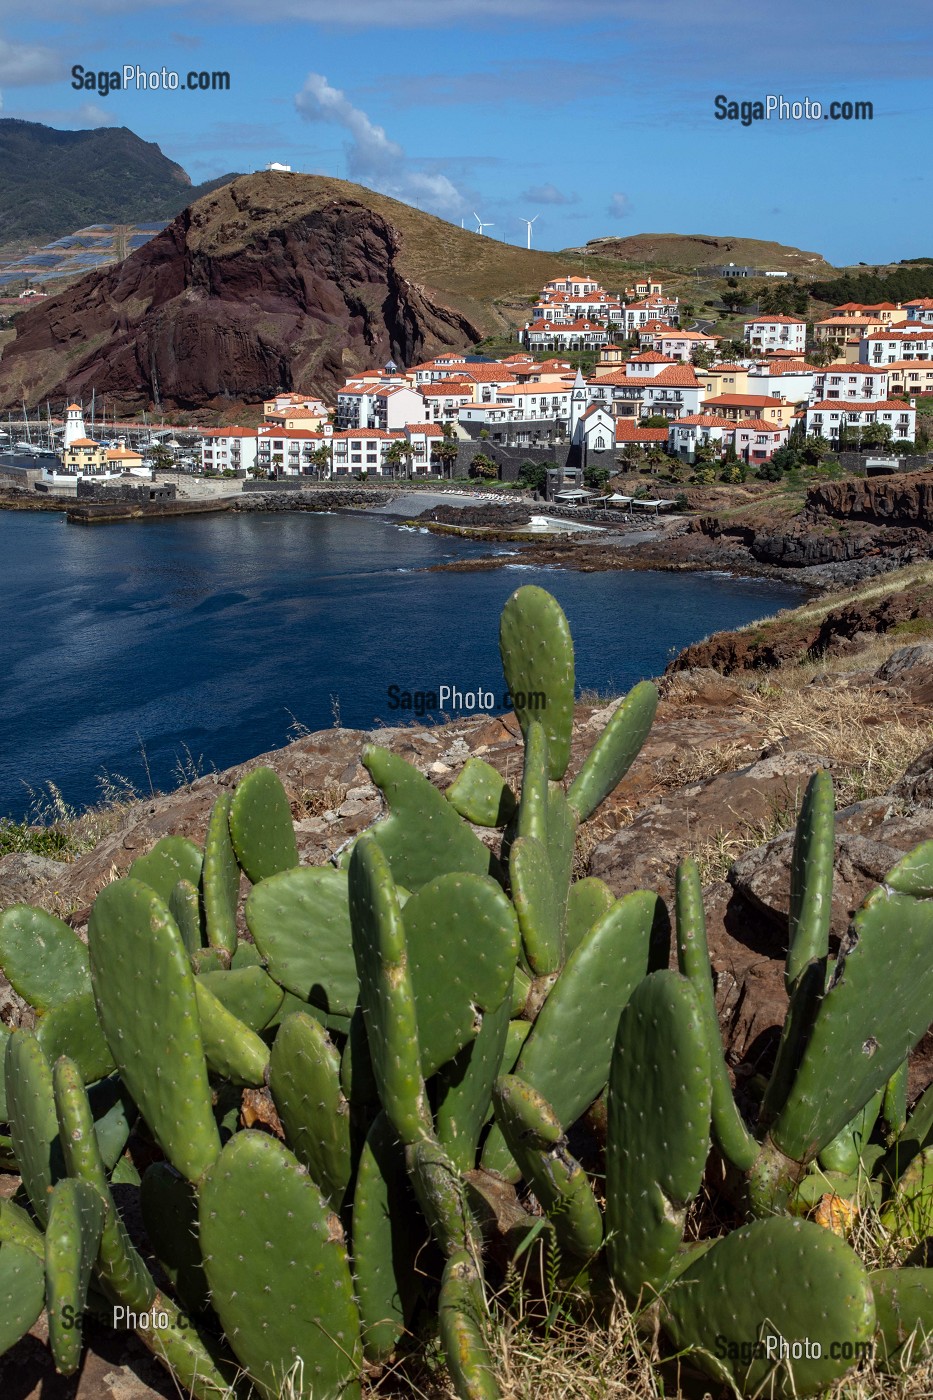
0 173 576 415
566 231 833 274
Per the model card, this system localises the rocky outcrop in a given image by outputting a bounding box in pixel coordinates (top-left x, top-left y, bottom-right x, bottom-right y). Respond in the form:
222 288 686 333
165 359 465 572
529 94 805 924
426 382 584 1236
807 472 933 528
0 176 480 414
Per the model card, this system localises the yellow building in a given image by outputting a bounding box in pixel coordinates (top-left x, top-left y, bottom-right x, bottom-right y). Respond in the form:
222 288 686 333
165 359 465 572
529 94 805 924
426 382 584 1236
61 437 106 472
695 363 751 397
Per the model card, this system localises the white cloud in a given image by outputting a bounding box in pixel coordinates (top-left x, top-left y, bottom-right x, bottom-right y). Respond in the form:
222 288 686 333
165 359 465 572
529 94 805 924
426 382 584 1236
0 35 64 85
521 183 578 206
608 192 631 219
295 73 464 217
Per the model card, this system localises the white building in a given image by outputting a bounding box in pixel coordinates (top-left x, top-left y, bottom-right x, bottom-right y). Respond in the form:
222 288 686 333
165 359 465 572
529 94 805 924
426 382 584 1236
523 319 612 351
743 315 806 355
639 364 705 419
860 329 933 364
622 296 680 335
336 383 425 431
809 366 890 403
200 426 258 475
668 413 736 462
805 399 916 443
62 403 87 451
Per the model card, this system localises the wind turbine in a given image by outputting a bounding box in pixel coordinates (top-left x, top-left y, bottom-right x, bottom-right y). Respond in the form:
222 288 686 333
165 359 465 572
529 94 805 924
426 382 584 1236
473 212 494 235
521 215 539 249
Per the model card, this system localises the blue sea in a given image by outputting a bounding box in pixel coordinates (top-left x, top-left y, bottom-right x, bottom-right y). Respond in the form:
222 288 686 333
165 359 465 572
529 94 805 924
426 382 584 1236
0 510 803 820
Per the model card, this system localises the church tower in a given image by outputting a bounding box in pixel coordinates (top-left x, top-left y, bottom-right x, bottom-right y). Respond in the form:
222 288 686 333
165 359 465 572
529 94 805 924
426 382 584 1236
570 368 588 442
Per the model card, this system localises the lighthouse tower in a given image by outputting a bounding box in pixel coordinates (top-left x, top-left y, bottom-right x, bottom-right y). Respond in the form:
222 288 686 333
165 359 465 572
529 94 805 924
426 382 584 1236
63 403 86 451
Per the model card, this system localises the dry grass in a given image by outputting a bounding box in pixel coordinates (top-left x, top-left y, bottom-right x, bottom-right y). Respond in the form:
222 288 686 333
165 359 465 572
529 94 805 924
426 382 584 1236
652 740 756 791
292 783 349 819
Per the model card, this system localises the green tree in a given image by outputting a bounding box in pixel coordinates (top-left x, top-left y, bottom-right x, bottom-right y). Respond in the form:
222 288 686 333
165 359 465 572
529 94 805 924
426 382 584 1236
691 346 715 369
308 444 331 479
643 415 670 428
860 422 893 449
583 464 610 491
435 423 460 479
384 440 415 477
720 289 746 313
469 453 499 480
517 460 547 493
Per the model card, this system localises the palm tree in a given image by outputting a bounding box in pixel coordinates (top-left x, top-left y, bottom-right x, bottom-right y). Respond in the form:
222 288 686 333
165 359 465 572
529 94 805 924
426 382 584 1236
435 423 460 479
308 444 331 479
384 441 415 478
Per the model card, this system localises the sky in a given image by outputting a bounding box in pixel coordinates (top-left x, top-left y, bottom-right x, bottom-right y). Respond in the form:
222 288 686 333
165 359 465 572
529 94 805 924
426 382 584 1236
1 0 931 267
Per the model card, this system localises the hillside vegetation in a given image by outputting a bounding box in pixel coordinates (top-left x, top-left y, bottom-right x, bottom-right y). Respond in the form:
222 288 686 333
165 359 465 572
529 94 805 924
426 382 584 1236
564 230 833 274
0 119 238 249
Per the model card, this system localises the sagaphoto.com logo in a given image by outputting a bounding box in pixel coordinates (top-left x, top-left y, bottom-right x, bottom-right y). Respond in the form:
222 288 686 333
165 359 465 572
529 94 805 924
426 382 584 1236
714 94 873 127
71 64 231 97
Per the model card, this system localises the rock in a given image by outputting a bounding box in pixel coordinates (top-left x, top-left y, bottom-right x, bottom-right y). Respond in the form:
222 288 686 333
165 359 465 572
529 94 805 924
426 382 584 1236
0 175 481 415
876 643 933 681
0 852 69 906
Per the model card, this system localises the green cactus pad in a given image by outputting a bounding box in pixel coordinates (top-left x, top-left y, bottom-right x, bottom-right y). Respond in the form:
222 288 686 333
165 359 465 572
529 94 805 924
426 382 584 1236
36 989 115 1085
565 876 615 957
438 1250 500 1400
133 1297 235 1399
197 966 284 1029
362 744 496 890
606 970 711 1300
128 836 203 905
662 1218 876 1398
509 835 561 977
201 791 240 953
0 1242 46 1358
494 1076 603 1260
404 872 519 1076
516 890 658 1130
53 1057 156 1312
436 990 513 1172
5 1030 63 1226
199 1130 362 1400
882 1060 909 1144
773 890 933 1164
228 766 299 883
567 681 658 822
499 585 575 780
786 770 834 992
0 1197 45 1259
45 1177 105 1375
269 1011 351 1209
140 1162 211 1316
445 758 517 828
168 878 203 956
352 1111 421 1362
0 904 90 1011
516 719 550 846
245 865 358 1016
819 1089 882 1175
885 840 933 899
872 1267 933 1370
88 877 221 1182
194 979 270 1086
546 783 577 925
349 835 430 1145
675 859 758 1172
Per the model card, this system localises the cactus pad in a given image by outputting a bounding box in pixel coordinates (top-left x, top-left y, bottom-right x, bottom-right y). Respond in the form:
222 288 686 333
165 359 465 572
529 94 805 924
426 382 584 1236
140 1162 211 1316
168 878 203 956
773 890 933 1164
567 681 658 822
128 836 203 905
197 966 284 1029
516 890 658 1130
445 758 517 827
0 1242 46 1358
872 1267 933 1370
5 1030 63 1226
606 970 711 1300
0 904 90 1011
786 770 834 992
509 835 561 977
499 585 575 780
349 835 429 1145
88 878 220 1182
362 744 496 889
404 872 519 1076
269 1010 352 1209
662 1217 876 1398
228 767 299 883
199 1131 362 1400
201 791 240 953
436 990 513 1172
45 1177 105 1375
36 989 115 1085
194 979 270 1086
565 877 615 957
352 1111 421 1362
246 865 358 1016
438 1250 499 1400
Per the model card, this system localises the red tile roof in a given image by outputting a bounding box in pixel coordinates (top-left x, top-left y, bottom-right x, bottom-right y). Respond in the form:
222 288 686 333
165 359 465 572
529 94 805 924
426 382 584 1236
615 422 669 441
745 314 805 325
734 418 786 432
674 414 736 427
648 365 702 387
703 393 784 407
808 399 915 411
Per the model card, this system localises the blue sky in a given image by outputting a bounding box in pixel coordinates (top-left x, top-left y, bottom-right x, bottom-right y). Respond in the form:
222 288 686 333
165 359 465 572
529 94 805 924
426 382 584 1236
1 0 930 266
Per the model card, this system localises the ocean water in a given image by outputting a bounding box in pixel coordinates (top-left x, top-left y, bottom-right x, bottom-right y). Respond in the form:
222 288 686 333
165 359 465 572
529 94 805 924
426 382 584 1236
0 510 803 820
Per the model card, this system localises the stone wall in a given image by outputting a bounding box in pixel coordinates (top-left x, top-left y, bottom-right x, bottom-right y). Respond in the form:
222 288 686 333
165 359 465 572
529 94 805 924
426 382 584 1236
235 488 391 511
